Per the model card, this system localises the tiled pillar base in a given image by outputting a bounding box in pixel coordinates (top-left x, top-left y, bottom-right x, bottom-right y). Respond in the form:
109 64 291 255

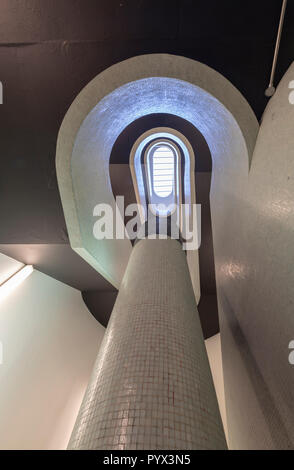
68 238 227 450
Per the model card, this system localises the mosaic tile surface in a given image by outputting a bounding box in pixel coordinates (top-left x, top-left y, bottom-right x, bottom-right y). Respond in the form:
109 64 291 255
68 238 227 449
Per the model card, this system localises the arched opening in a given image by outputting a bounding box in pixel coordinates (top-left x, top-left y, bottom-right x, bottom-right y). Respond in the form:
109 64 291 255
56 55 258 290
109 113 218 337
147 141 177 199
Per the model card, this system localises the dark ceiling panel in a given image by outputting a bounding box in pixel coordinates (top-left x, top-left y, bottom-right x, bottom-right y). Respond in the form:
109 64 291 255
82 290 118 328
0 244 115 291
0 1 285 46
0 0 180 43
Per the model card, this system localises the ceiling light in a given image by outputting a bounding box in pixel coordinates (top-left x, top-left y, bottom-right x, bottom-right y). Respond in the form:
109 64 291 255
0 265 34 301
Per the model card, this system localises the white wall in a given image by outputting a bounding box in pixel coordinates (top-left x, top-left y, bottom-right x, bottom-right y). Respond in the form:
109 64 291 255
0 252 105 450
0 253 23 285
213 62 294 449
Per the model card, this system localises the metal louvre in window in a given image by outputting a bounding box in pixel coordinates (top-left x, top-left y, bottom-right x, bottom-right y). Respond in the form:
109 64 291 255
152 145 175 197
145 140 180 217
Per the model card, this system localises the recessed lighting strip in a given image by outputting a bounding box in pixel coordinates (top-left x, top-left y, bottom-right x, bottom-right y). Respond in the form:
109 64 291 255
0 265 34 301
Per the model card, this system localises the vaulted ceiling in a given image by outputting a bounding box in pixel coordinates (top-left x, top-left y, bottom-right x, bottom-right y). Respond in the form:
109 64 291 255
0 0 293 337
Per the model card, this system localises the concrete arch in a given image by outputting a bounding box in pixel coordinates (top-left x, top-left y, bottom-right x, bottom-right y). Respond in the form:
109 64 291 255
56 54 259 288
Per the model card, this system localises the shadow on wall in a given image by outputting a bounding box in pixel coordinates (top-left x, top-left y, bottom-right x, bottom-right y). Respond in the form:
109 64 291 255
82 290 118 328
219 291 292 449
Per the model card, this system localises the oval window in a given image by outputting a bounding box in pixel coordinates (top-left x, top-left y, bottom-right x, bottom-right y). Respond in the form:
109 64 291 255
152 144 175 197
145 140 179 217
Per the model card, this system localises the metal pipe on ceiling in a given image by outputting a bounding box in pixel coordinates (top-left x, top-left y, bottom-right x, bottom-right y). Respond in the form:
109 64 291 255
265 0 288 97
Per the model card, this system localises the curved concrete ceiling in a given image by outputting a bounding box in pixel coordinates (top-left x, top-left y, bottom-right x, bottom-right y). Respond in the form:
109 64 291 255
56 54 259 288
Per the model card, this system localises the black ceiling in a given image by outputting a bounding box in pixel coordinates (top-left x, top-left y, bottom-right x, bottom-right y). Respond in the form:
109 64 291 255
0 0 293 336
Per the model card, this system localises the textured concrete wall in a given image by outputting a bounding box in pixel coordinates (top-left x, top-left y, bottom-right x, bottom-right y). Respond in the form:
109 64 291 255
68 238 226 450
214 62 294 449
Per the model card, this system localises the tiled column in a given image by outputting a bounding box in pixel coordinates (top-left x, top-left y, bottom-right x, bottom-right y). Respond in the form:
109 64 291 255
68 238 227 450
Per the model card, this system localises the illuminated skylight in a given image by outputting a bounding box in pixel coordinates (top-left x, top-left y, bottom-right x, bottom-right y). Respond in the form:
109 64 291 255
152 145 174 198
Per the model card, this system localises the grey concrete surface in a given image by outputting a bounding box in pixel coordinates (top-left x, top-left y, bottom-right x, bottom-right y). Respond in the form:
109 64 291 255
216 62 294 449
